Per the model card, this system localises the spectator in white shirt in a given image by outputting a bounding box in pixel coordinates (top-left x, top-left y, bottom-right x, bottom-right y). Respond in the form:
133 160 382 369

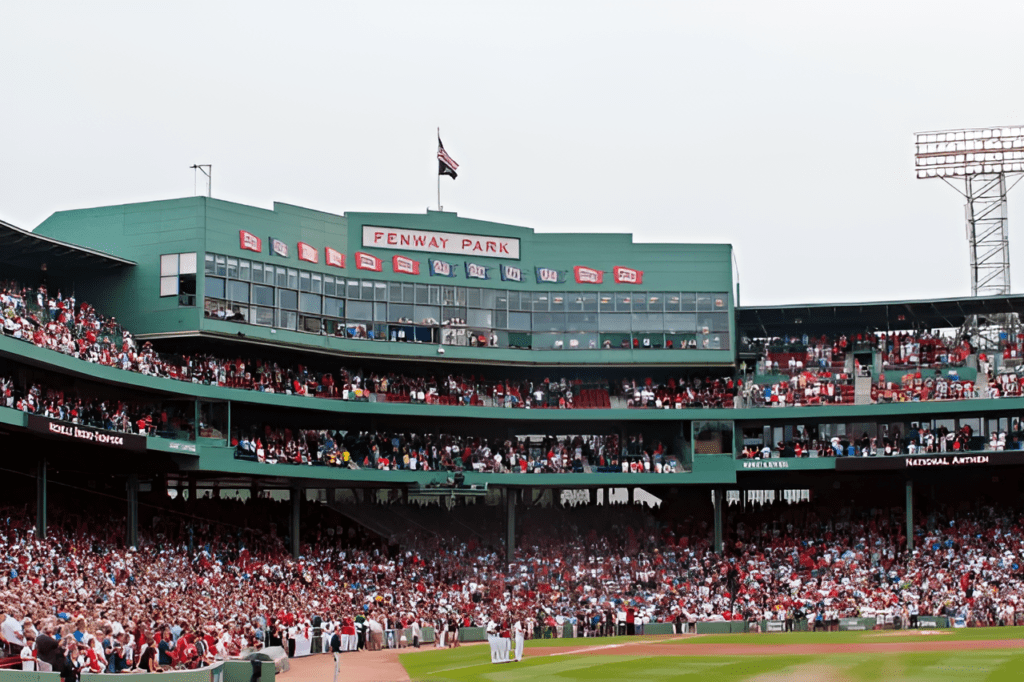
21 633 36 671
2 609 26 656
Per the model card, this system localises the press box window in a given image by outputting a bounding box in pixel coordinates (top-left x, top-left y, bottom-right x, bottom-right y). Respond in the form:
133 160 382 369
160 253 197 306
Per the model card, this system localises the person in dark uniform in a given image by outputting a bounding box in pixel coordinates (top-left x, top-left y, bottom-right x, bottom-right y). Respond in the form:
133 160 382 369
267 620 283 648
449 615 460 648
34 626 61 673
330 625 342 654
356 614 367 650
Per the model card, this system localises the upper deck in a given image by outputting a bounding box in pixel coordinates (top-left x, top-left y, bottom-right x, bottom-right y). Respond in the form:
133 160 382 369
29 197 735 367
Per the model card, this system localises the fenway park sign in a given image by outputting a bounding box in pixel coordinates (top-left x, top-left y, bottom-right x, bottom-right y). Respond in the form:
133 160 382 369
27 415 147 452
363 226 521 260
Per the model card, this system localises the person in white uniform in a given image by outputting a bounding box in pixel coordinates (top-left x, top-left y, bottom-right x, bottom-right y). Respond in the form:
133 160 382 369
496 619 510 663
513 618 525 662
486 619 499 664
435 615 447 649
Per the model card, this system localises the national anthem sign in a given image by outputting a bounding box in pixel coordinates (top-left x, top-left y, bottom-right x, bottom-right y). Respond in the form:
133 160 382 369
835 451 1024 471
27 415 147 452
362 226 521 260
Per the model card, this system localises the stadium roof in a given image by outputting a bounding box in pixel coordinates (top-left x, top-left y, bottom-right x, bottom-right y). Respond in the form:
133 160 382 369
0 218 135 269
738 294 1024 336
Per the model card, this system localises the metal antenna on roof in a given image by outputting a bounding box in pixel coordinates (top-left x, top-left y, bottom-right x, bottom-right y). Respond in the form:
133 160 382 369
190 164 212 198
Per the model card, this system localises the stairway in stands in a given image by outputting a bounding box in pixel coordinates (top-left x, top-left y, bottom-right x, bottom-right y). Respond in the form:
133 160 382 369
326 500 497 545
854 373 873 405
974 355 988 397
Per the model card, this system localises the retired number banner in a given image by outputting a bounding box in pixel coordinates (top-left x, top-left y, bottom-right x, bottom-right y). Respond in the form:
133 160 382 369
573 266 603 284
298 242 319 263
393 255 421 275
355 252 383 272
325 247 345 268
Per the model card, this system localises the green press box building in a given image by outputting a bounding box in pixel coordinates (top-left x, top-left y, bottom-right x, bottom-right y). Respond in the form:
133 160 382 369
29 197 735 365
4 195 1024 558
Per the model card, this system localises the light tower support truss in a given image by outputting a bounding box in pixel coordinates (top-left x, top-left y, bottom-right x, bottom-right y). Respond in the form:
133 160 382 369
915 126 1024 297
962 172 1011 297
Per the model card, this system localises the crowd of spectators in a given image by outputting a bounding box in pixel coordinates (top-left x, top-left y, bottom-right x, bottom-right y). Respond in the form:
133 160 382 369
0 281 607 412
0 375 194 439
4 280 1017 415
374 375 591 410
4 495 1024 675
235 430 679 474
738 422 1024 459
618 376 736 409
754 334 851 376
991 369 1024 398
755 331 970 376
747 329 982 408
872 369 978 403
744 372 855 408
877 331 972 370
0 367 674 476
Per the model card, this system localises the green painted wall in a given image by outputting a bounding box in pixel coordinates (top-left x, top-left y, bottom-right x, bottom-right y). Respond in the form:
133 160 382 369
222 661 275 682
0 672 60 682
33 198 207 335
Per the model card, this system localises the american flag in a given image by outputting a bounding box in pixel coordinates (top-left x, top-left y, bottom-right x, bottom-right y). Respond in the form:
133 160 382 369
438 136 459 179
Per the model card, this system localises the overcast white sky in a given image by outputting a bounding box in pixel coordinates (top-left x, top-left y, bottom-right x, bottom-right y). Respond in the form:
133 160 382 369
2 1 1023 306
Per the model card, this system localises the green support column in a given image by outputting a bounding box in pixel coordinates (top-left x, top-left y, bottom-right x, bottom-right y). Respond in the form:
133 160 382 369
36 456 47 539
291 488 301 559
127 473 139 548
188 474 197 502
506 489 516 564
906 479 914 553
713 489 723 553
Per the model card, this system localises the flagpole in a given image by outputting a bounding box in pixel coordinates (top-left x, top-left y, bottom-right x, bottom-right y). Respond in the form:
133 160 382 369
437 127 441 211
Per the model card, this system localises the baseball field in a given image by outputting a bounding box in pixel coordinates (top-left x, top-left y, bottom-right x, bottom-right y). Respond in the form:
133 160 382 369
395 628 1024 681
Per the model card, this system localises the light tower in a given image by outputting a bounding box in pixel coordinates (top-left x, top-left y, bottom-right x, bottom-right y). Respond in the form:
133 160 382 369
914 126 1024 296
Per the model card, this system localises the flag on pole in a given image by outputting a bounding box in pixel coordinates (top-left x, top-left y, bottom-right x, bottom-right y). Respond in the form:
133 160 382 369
438 136 459 179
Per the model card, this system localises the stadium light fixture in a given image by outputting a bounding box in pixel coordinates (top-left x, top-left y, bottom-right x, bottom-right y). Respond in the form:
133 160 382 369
915 125 1024 297
915 127 1024 179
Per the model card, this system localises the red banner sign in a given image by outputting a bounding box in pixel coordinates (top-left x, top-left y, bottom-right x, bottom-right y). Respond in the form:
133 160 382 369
573 266 604 284
239 230 262 253
613 266 643 285
355 252 383 272
392 254 421 275
325 247 345 268
298 242 319 263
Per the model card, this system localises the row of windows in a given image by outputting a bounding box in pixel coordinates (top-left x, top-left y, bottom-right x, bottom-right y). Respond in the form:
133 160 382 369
205 277 730 334
203 298 730 350
204 253 729 313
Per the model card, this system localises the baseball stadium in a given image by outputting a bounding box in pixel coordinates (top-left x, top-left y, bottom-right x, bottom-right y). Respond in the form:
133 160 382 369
4 132 1024 681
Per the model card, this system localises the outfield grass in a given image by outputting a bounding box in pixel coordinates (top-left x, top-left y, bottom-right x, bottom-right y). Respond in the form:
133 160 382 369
399 629 1024 681
665 625 1024 645
401 650 1024 681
